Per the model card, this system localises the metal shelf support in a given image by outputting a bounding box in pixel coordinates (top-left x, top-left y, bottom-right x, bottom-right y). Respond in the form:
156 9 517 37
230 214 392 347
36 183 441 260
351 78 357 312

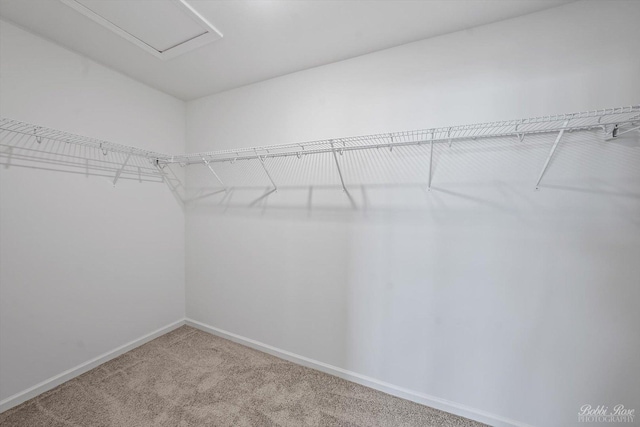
202 157 226 190
330 141 348 192
606 124 640 141
427 134 434 191
255 149 278 191
535 119 569 190
154 161 184 208
113 153 131 186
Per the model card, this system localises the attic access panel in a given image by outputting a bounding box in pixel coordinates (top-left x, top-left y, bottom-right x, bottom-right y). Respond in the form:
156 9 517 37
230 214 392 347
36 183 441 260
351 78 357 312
59 0 222 60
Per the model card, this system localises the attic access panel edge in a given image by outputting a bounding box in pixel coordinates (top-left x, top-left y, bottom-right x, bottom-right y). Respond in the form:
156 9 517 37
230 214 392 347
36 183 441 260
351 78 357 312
59 0 223 60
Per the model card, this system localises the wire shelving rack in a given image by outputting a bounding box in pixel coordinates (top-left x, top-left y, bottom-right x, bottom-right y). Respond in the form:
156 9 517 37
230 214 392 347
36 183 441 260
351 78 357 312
1 105 638 199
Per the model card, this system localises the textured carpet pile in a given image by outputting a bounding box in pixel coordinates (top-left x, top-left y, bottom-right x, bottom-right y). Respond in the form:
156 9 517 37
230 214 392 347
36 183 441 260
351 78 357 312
0 325 486 426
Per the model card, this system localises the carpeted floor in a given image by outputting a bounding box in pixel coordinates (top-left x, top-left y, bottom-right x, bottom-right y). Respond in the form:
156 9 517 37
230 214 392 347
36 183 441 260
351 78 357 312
0 325 487 426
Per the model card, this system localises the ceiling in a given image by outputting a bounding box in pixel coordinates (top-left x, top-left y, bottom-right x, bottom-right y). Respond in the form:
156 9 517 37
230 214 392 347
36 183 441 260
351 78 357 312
0 0 573 101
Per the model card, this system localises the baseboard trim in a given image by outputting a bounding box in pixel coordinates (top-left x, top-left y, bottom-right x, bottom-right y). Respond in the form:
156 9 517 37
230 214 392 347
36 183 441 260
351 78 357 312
186 318 534 427
0 318 186 413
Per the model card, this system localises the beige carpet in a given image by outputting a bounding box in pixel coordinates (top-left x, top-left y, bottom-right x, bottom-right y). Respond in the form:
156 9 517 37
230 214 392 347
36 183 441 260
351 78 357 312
0 325 487 426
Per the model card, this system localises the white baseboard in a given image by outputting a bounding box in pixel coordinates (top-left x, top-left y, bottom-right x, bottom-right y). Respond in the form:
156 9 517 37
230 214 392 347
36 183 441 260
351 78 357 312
186 318 535 427
0 318 186 413
1 317 534 427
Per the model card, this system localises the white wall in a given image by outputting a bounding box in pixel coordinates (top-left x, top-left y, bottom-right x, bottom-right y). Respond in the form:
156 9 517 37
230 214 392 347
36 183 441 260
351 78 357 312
185 2 640 427
0 20 186 402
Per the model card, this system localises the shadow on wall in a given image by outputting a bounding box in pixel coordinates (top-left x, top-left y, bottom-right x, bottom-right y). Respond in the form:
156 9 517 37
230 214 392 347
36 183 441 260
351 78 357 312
2 127 640 222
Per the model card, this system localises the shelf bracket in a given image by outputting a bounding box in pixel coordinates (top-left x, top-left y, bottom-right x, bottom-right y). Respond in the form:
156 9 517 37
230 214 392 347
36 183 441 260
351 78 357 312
330 141 347 192
427 133 434 191
254 149 277 191
605 124 640 141
154 160 184 208
112 153 131 186
330 141 357 209
202 157 226 190
535 119 569 190
515 122 524 142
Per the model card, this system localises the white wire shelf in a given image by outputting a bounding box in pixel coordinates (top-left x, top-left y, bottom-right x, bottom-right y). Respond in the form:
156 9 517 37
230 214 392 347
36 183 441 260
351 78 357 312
0 118 170 159
169 104 640 194
1 105 639 197
0 118 185 201
166 105 640 165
